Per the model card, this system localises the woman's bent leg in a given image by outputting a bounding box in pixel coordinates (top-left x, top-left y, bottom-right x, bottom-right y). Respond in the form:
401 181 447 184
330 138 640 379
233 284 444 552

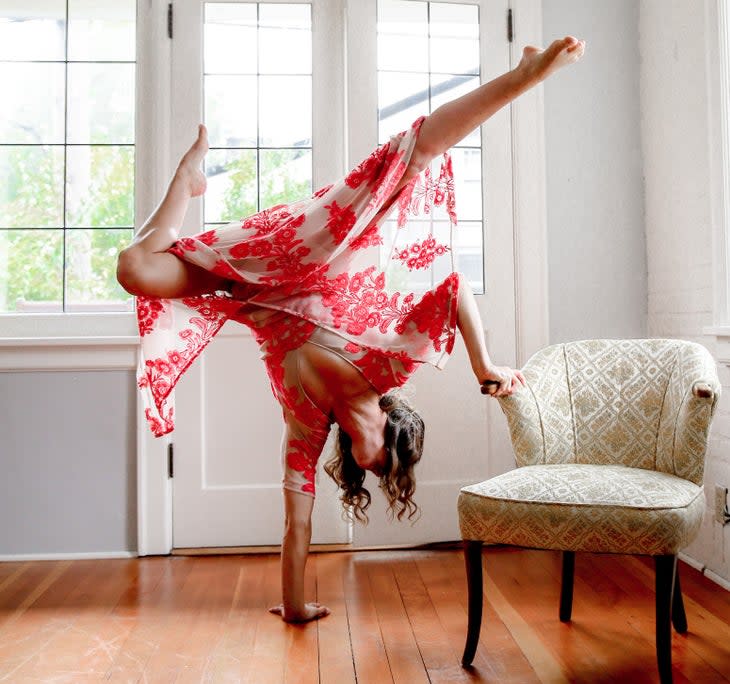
117 125 227 299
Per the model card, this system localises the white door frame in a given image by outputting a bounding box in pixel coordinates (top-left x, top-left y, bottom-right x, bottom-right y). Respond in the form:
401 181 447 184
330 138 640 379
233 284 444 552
137 0 548 556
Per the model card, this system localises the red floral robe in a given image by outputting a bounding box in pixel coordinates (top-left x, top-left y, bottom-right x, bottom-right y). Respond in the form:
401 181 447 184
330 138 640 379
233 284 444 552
136 117 460 494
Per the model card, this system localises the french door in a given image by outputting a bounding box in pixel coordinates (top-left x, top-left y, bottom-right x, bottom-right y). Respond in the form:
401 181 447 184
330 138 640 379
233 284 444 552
168 0 515 549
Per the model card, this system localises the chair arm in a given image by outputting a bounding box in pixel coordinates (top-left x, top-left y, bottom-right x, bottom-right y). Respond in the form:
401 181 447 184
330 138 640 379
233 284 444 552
692 381 715 399
662 359 721 483
497 384 547 466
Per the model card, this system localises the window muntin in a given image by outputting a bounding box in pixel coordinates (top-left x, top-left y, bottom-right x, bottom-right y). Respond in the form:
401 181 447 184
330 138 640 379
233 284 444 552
377 0 484 293
203 2 312 230
0 1 136 314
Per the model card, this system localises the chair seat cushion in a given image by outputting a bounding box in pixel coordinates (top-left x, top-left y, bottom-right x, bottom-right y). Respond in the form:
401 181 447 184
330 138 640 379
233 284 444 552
458 464 704 555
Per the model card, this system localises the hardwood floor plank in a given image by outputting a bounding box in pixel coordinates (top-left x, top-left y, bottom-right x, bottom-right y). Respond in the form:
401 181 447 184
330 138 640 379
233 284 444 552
476 549 571 684
367 559 430 684
280 553 319 684
583 553 730 683
170 556 242 683
128 557 202 682
0 561 31 593
391 553 470 683
422 550 540 683
342 554 394 684
0 549 728 683
243 554 291 684
1 559 139 682
311 553 354 684
204 555 269 682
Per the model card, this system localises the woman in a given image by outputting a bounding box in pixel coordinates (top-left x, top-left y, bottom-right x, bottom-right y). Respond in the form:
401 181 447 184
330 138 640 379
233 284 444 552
118 37 585 623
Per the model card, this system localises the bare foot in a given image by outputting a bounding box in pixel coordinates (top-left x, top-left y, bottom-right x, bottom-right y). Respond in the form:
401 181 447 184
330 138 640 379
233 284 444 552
174 124 209 198
269 602 331 623
516 36 586 84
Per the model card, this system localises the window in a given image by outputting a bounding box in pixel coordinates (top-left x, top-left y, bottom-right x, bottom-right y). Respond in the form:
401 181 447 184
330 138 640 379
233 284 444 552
376 0 484 293
0 1 136 314
203 2 312 229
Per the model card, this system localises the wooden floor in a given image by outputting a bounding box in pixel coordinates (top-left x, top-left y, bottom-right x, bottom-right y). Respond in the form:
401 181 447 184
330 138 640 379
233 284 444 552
0 548 729 683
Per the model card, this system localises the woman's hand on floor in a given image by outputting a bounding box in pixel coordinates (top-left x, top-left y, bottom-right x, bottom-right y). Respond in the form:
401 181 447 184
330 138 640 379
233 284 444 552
269 602 331 623
480 365 526 397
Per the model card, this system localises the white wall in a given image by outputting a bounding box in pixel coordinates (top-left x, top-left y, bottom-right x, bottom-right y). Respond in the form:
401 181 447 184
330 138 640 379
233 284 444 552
543 0 646 343
0 371 137 557
641 0 729 583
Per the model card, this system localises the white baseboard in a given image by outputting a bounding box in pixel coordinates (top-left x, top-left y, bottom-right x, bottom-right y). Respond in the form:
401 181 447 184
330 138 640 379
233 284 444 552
678 551 704 571
679 551 730 591
705 567 730 591
0 551 138 561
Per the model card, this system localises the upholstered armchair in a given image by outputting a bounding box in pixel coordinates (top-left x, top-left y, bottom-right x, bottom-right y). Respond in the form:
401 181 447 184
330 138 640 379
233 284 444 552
458 339 720 684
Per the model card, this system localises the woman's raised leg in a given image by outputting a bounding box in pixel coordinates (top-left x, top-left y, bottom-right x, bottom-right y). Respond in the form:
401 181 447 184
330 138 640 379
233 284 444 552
116 124 228 298
396 36 585 188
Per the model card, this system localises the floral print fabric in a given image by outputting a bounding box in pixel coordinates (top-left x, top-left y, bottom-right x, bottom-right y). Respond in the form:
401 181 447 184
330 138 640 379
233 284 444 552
136 117 462 491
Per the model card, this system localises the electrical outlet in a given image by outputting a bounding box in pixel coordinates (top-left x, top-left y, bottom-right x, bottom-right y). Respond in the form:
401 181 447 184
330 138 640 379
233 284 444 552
715 485 729 524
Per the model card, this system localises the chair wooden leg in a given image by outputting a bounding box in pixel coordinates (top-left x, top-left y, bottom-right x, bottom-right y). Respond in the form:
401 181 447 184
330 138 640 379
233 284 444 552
559 550 575 622
655 554 677 684
461 540 484 667
672 564 688 634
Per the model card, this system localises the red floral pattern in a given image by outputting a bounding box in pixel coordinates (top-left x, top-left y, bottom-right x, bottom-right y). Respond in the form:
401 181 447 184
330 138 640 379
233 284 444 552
136 297 167 337
397 272 459 354
349 223 383 250
394 235 450 271
325 200 357 245
137 117 463 495
397 151 457 228
344 143 398 189
317 266 411 336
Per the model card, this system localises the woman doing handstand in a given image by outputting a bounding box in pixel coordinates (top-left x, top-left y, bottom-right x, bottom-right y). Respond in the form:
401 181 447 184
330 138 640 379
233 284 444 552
117 37 585 623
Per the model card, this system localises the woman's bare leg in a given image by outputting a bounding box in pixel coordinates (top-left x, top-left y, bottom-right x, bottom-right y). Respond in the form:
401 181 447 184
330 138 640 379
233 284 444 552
393 36 585 192
116 124 227 298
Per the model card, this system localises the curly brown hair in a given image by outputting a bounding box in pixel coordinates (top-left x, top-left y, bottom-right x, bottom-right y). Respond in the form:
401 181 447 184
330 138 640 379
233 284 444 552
323 389 425 523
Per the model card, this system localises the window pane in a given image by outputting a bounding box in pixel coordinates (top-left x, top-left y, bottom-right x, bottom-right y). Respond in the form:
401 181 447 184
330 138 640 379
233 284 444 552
67 0 135 62
377 0 428 73
0 146 64 228
429 3 479 38
0 1 66 61
67 63 135 144
430 2 478 74
205 3 257 74
378 0 427 37
259 75 311 147
65 228 133 311
377 0 484 294
206 75 257 147
259 4 311 75
205 148 258 223
0 63 65 144
66 146 134 227
430 37 479 75
0 229 63 312
259 148 312 208
203 3 312 231
456 221 484 291
378 71 429 143
377 33 428 73
450 148 482 221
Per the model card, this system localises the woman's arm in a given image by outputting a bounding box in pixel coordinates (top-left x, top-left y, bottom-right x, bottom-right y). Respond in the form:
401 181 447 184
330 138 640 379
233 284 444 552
269 488 330 623
455 273 525 397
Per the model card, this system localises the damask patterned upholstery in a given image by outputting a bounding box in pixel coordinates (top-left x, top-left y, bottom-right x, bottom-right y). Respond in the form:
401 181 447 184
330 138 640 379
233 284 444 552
458 339 720 554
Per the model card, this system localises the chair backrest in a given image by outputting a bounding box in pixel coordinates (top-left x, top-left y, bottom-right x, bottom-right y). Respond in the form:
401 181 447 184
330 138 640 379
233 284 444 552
499 339 720 484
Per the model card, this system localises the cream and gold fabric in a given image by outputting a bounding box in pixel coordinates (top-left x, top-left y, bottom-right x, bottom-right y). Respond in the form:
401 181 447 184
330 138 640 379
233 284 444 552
459 339 720 555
